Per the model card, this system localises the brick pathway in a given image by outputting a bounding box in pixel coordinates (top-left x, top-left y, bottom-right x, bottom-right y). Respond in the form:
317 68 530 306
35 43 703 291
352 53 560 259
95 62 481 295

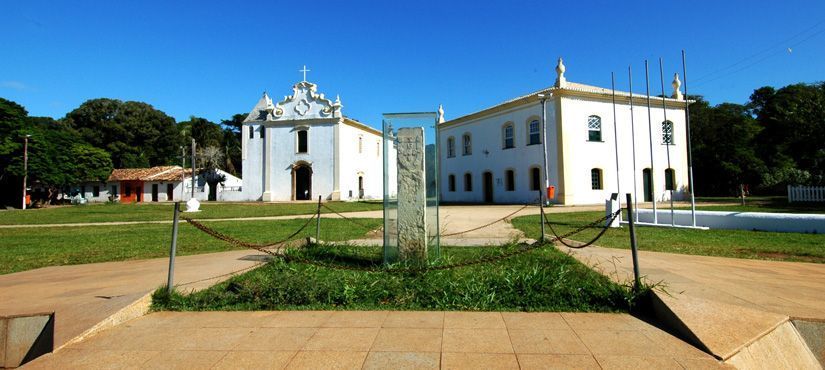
25 310 728 369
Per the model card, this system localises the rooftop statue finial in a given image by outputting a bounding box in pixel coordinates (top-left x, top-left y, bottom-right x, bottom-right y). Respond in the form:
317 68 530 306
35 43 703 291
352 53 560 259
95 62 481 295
672 73 683 100
555 57 567 88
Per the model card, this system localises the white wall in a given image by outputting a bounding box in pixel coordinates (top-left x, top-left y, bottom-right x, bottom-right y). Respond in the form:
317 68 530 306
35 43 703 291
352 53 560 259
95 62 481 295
267 121 336 201
439 101 558 204
338 124 386 200
242 124 264 201
560 95 688 205
636 209 825 234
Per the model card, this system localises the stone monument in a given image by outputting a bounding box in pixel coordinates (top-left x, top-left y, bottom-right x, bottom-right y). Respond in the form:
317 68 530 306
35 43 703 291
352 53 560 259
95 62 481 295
396 127 428 262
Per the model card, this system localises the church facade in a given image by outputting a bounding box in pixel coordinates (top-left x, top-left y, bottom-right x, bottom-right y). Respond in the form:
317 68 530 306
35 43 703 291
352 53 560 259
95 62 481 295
438 59 690 205
241 80 395 201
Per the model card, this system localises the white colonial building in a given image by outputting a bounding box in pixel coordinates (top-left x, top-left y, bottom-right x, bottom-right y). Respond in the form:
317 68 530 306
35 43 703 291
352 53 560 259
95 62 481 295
439 58 690 205
241 78 395 201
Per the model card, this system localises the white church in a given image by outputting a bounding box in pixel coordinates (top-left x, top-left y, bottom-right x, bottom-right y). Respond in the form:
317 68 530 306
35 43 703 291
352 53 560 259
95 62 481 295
438 58 690 205
240 74 395 201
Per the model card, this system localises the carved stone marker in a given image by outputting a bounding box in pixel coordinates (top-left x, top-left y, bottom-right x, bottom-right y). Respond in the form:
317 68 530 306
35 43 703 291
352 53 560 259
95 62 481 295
396 127 428 262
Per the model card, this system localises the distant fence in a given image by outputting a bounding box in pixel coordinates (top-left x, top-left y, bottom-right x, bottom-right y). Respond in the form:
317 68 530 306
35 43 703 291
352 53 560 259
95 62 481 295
788 185 825 203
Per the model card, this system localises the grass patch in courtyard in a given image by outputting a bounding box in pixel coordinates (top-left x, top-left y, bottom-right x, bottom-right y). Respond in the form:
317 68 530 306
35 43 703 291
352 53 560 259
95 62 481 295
152 243 648 313
0 201 382 225
512 210 825 263
0 218 381 275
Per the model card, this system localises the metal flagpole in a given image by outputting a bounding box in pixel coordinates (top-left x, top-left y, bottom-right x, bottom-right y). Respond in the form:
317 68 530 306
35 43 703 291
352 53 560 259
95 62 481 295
628 66 639 222
645 61 658 224
611 73 622 213
682 50 697 227
659 58 675 226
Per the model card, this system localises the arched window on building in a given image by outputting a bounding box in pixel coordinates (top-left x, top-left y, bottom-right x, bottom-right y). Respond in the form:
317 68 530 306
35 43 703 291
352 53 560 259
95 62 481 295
591 168 603 190
462 133 472 155
249 126 254 139
530 167 541 191
588 115 602 141
665 168 676 190
447 136 456 158
528 120 541 145
662 120 674 145
448 174 456 192
464 173 473 191
358 136 363 154
297 129 308 153
502 123 514 149
505 169 515 191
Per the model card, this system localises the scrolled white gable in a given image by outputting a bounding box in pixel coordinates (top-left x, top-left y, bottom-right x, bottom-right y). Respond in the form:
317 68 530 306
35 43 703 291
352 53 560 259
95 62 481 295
268 81 342 121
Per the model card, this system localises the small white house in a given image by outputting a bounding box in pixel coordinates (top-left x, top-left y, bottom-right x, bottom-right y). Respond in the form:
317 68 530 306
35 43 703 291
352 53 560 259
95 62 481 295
439 58 690 205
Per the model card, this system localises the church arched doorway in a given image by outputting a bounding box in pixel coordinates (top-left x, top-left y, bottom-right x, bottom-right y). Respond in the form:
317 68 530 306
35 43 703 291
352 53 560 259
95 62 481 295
293 163 312 200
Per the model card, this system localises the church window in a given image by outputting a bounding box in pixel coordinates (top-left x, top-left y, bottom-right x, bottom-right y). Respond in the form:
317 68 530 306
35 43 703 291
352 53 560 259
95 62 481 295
530 167 541 191
297 130 308 153
665 168 676 190
505 170 515 191
448 174 456 192
464 173 473 191
588 115 602 142
260 126 265 139
528 120 541 145
358 136 363 154
249 126 254 139
662 120 674 145
377 140 380 157
462 134 472 155
447 137 456 158
591 168 603 190
503 123 514 149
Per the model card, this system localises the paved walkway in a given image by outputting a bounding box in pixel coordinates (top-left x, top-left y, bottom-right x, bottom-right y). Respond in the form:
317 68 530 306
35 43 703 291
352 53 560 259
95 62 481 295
559 245 825 321
25 310 727 369
0 249 268 350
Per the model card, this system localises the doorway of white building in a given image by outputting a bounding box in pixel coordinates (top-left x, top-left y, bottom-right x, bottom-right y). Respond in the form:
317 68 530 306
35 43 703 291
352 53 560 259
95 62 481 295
483 172 494 203
151 184 159 202
643 168 653 202
293 164 312 200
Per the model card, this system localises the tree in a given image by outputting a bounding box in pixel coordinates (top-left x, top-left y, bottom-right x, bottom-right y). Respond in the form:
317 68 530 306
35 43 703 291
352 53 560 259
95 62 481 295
753 82 825 187
689 98 765 195
179 116 223 148
197 146 226 201
63 98 180 168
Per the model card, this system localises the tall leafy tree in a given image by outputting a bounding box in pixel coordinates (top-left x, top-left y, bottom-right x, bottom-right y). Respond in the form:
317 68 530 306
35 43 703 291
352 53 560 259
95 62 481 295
689 98 765 195
63 98 180 168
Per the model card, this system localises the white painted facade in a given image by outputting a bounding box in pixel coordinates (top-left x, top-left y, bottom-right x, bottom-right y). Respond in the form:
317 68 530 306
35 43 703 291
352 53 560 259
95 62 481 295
241 81 394 201
439 59 691 205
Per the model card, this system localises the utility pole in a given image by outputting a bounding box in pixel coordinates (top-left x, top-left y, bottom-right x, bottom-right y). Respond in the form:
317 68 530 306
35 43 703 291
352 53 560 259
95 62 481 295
22 134 31 209
191 138 196 199
180 146 185 200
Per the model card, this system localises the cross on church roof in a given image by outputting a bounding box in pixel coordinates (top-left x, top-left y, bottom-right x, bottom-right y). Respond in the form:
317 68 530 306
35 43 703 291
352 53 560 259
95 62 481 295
299 65 311 82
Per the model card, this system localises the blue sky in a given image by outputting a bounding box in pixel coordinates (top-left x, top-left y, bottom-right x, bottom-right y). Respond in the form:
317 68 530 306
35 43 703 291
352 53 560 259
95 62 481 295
2 1 824 128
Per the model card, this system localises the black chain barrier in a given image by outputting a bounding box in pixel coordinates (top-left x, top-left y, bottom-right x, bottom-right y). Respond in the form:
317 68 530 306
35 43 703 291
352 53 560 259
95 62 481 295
182 211 318 253
440 204 531 237
320 203 379 231
182 204 618 274
543 209 622 249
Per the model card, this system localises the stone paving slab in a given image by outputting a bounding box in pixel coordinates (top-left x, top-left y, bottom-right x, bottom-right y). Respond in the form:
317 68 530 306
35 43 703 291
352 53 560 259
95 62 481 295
0 250 268 349
24 310 728 369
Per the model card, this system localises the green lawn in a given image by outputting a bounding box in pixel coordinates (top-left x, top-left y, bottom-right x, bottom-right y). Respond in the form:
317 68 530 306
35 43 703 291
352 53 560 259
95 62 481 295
512 210 825 263
0 201 382 225
152 243 647 313
0 218 382 275
692 196 825 214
